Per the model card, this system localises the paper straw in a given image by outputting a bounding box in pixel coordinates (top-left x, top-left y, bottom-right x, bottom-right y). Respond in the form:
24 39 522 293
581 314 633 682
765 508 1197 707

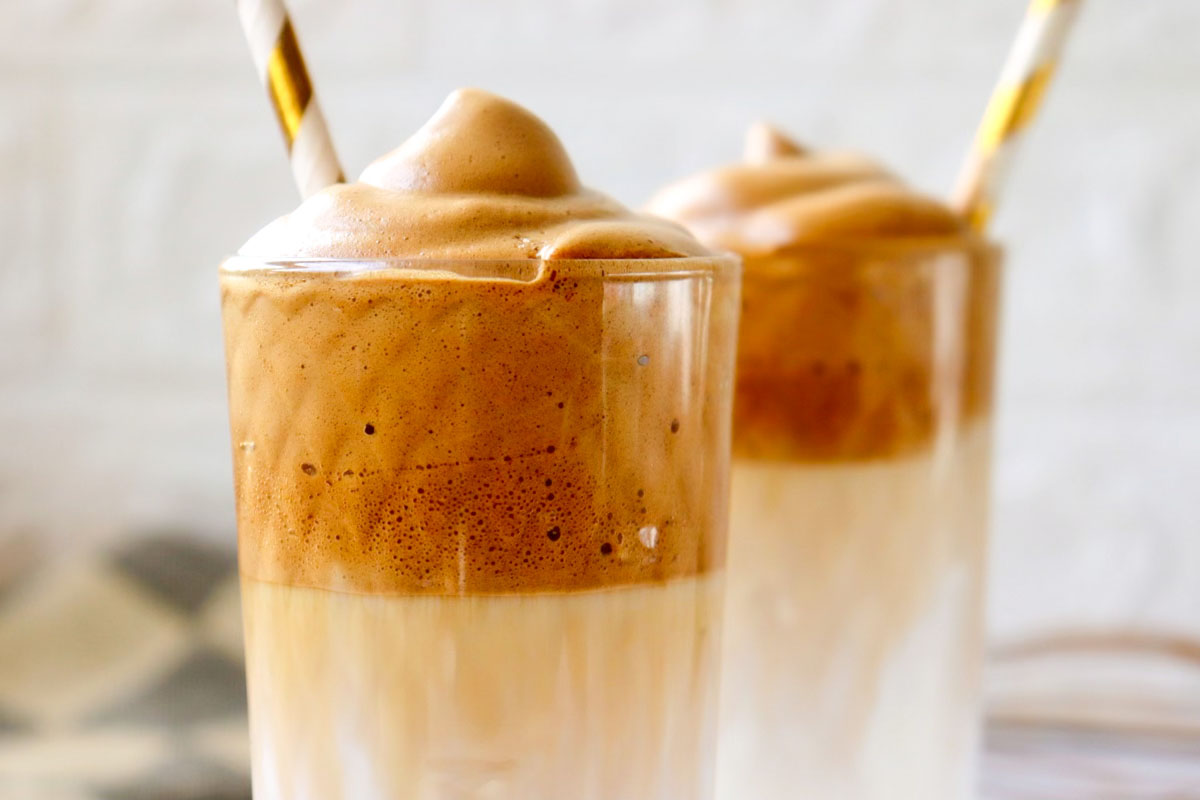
236 0 344 198
953 0 1084 231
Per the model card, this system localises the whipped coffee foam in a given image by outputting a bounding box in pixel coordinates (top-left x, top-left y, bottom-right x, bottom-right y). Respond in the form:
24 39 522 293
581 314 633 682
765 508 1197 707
223 90 737 594
648 124 996 461
646 123 966 257
241 88 708 260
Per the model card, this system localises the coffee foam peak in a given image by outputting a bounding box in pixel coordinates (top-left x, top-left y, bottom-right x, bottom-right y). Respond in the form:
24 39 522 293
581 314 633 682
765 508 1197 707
646 124 966 256
240 89 709 261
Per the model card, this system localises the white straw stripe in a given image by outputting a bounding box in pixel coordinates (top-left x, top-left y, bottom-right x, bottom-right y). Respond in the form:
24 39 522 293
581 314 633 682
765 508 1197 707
978 142 1017 209
952 0 1084 229
1001 3 1080 84
237 0 286 79
291 105 343 198
235 0 343 199
1032 4 1081 65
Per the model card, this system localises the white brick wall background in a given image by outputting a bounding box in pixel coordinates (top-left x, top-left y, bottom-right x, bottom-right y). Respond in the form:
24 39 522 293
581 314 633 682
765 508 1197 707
2 0 1198 650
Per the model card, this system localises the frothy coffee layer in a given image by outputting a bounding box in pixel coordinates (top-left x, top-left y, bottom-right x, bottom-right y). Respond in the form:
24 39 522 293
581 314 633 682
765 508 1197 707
241 89 707 260
223 265 735 594
646 123 966 257
648 126 997 461
731 241 999 461
224 90 737 594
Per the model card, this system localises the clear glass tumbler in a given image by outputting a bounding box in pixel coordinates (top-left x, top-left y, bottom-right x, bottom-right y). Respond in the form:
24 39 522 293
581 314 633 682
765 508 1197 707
719 240 1001 800
219 256 740 800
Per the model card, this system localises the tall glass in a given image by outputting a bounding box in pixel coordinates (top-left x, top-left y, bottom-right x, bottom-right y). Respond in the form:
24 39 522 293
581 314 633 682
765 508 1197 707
219 256 740 800
719 240 1001 800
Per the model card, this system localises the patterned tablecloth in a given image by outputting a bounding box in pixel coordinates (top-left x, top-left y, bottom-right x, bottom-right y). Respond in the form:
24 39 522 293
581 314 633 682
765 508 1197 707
0 535 1197 799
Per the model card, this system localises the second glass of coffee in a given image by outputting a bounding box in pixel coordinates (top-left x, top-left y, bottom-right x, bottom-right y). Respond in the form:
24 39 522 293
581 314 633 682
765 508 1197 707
649 125 1001 800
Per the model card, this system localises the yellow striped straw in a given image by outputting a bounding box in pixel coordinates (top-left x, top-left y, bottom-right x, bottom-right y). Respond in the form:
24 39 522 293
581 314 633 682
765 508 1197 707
236 0 344 198
953 0 1084 231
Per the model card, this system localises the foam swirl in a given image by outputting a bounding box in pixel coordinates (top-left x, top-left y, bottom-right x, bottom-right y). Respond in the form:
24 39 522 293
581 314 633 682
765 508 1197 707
646 123 967 256
240 89 707 260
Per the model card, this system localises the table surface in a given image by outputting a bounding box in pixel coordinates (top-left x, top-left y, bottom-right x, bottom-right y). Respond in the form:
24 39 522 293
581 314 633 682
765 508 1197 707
1 535 1197 799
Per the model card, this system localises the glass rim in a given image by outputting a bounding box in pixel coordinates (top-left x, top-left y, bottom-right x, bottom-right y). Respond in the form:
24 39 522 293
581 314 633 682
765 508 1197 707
221 254 741 281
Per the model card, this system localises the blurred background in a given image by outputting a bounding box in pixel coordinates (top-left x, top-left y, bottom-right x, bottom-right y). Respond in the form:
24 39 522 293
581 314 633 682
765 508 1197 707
1 0 1198 796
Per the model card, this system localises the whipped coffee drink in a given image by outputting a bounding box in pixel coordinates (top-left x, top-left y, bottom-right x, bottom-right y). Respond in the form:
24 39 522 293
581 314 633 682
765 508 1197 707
648 125 1000 800
222 90 739 800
